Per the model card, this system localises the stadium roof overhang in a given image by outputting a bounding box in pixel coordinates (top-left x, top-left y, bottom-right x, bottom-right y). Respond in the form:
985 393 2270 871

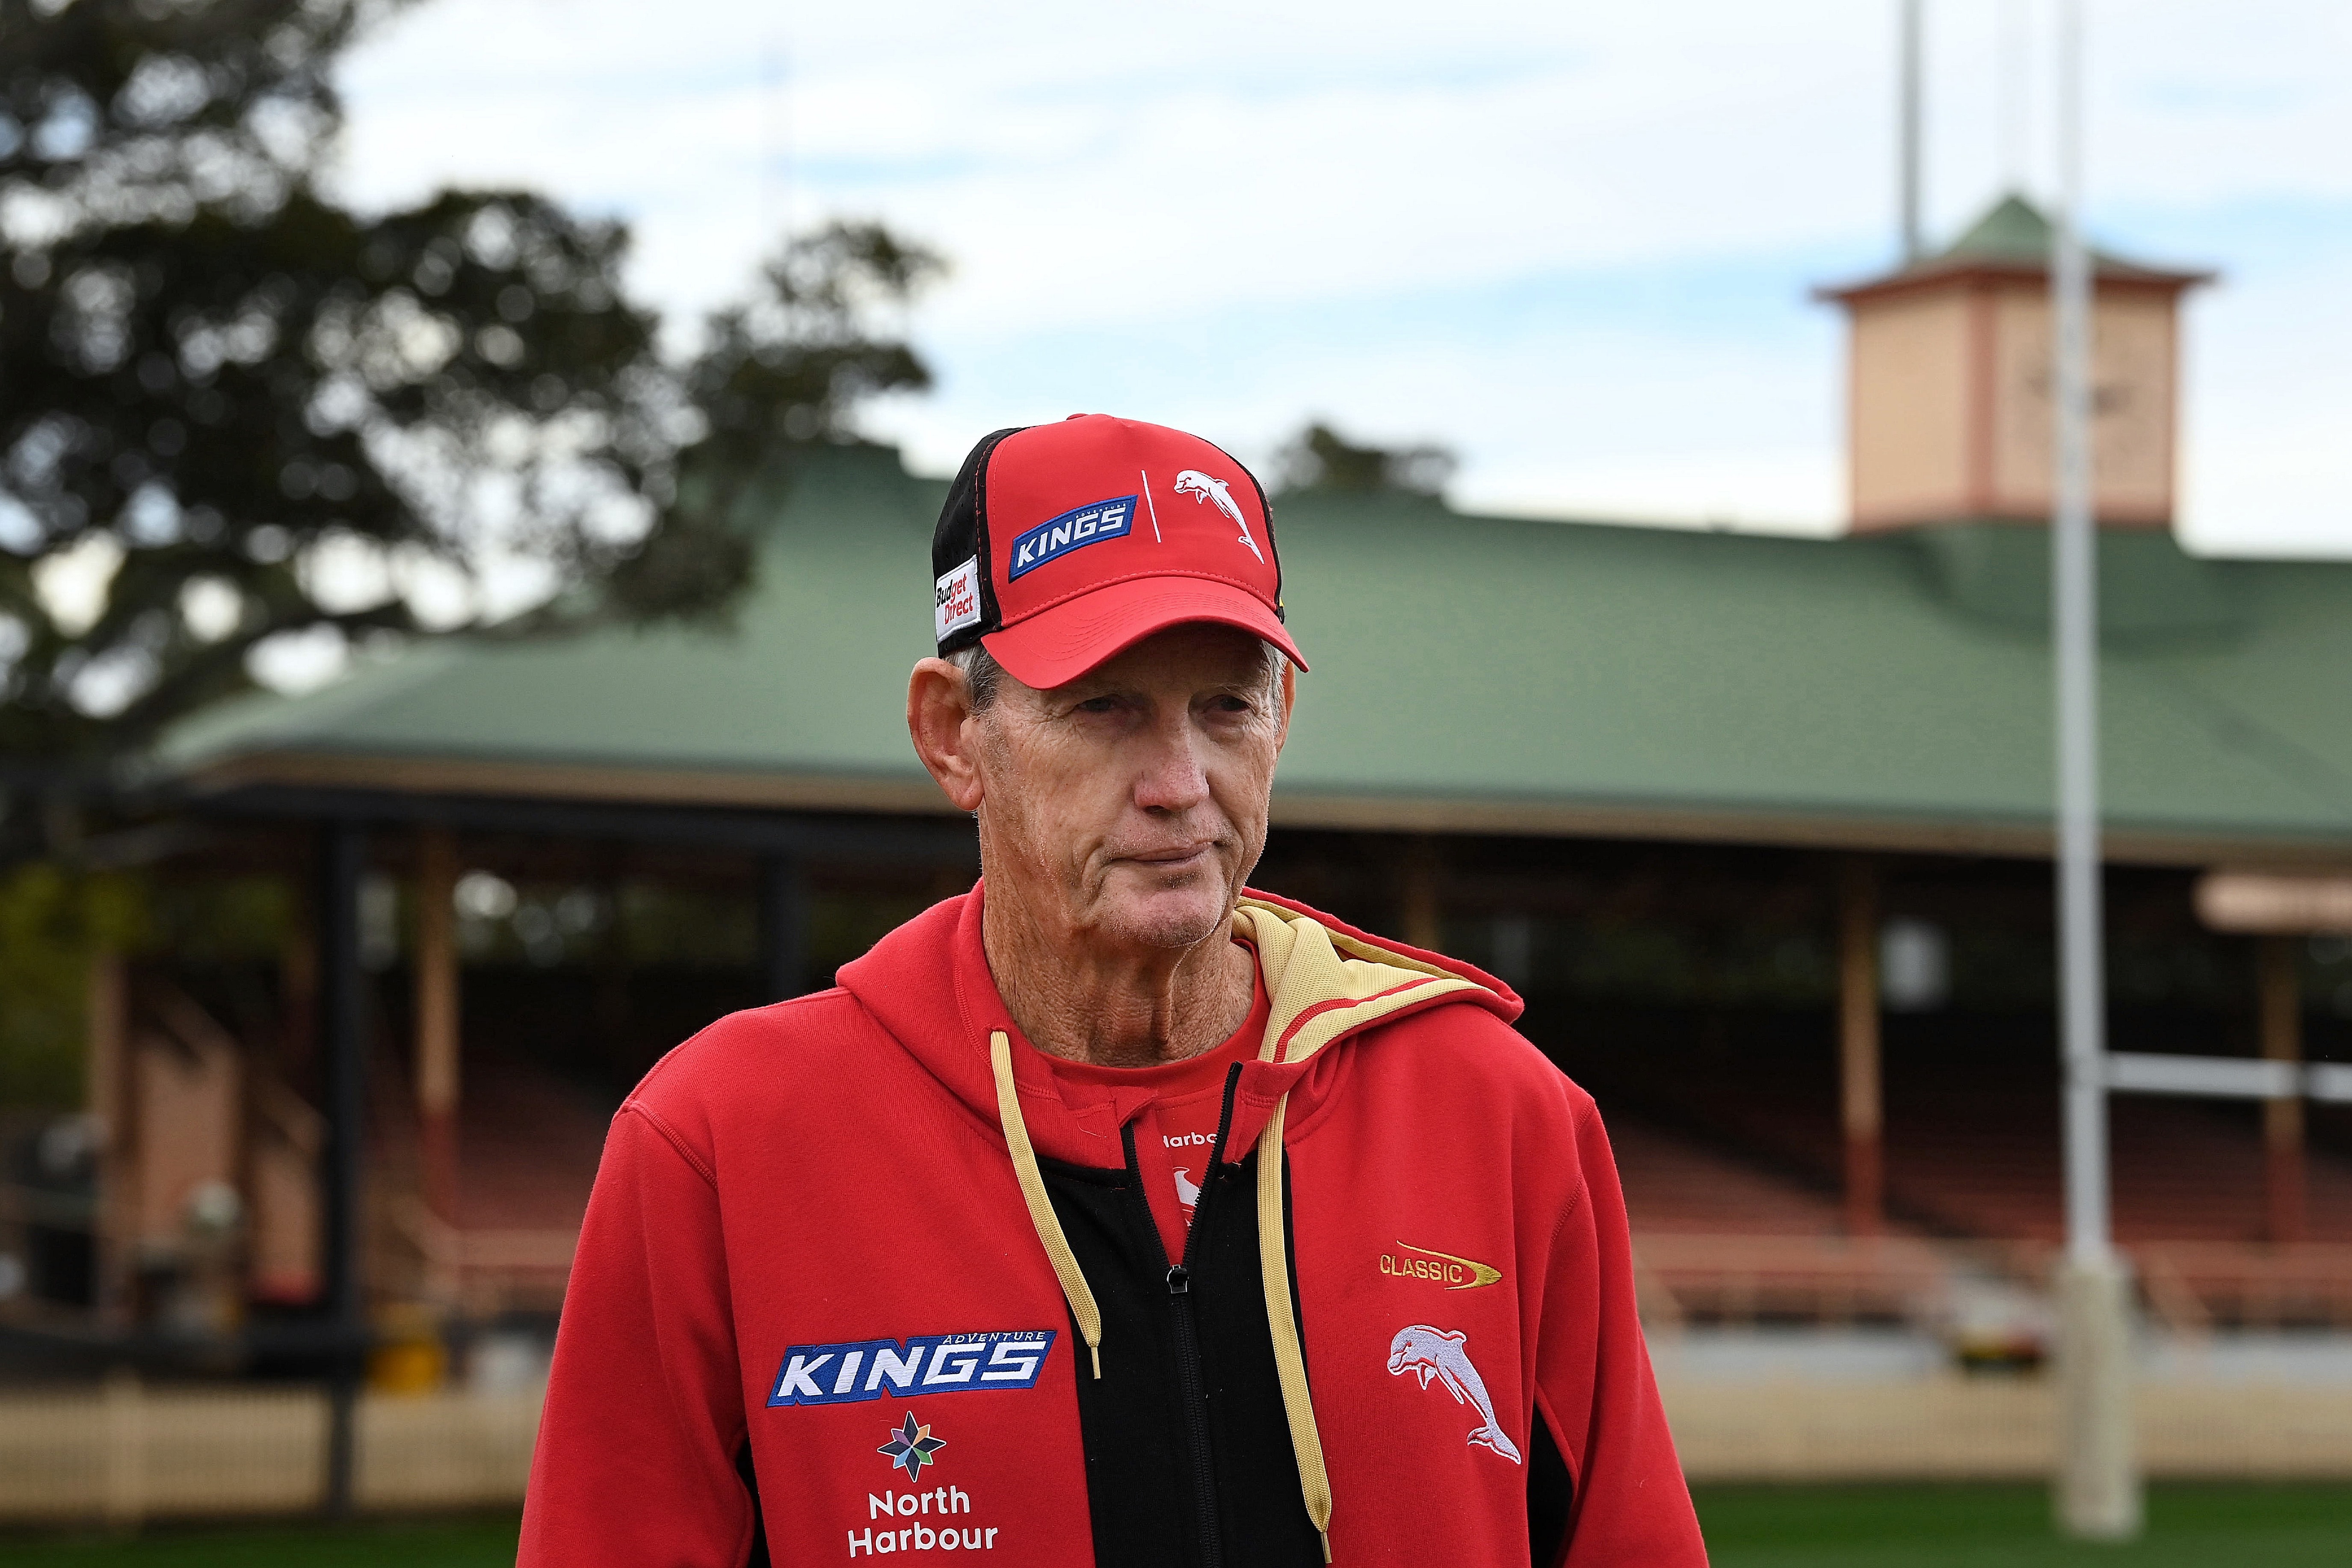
151 447 2352 871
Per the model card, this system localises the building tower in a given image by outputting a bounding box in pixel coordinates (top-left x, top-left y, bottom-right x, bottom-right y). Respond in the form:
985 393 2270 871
1821 194 2209 535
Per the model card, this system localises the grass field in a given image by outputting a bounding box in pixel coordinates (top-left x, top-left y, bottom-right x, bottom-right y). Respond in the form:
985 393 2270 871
0 1515 521 1567
2 1484 2346 1565
1697 1482 2351 1566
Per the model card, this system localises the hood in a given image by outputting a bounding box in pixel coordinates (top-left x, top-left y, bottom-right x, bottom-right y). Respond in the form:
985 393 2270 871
838 881 1521 1165
838 881 1520 1562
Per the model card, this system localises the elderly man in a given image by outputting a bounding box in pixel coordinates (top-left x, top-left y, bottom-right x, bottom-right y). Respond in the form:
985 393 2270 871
521 416 1705 1566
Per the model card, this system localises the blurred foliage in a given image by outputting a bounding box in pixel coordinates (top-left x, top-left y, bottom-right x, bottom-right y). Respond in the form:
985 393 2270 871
145 871 290 962
594 221 944 624
448 873 938 977
0 0 941 766
1274 420 1456 500
1451 908 2311 1016
0 859 143 1107
446 876 751 970
2310 934 2352 1020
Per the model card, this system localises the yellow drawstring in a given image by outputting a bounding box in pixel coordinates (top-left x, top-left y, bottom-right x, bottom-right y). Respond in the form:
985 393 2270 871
989 1031 1102 1378
991 1023 1333 1556
1257 1093 1334 1560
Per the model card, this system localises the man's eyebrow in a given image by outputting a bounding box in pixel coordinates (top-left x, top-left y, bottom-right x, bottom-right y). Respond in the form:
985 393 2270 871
1047 666 1263 704
1047 678 1126 704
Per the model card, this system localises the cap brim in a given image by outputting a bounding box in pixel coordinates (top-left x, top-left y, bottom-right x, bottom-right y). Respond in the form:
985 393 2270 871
982 577 1309 690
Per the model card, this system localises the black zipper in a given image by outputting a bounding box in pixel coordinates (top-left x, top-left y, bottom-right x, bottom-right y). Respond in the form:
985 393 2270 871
1121 1063 1247 1568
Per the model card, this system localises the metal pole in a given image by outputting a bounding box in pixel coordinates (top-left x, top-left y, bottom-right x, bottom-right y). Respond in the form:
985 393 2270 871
317 819 367 1517
2000 0 2030 192
1899 0 1925 262
2049 0 2140 1538
2051 0 2105 1276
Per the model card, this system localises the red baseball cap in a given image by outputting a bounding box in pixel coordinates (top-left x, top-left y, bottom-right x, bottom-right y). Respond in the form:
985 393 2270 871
931 414 1308 689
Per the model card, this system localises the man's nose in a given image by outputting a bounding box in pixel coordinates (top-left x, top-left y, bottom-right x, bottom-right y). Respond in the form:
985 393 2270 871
1132 716 1210 814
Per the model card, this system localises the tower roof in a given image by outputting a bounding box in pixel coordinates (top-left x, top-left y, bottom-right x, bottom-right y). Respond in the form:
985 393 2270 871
1940 192 2057 264
1819 192 2212 305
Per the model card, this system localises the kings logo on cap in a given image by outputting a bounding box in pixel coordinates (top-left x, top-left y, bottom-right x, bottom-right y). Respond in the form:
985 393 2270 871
1008 494 1136 580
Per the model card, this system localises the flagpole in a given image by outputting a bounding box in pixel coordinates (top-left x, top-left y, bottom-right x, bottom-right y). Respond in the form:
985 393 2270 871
2050 0 2141 1537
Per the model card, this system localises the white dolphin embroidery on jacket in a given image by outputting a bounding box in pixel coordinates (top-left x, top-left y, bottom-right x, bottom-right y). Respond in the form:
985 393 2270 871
1173 1167 1201 1211
1387 1324 1523 1464
1172 469 1263 563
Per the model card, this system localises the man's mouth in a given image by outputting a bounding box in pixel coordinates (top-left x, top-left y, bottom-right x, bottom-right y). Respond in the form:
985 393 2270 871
1122 843 1218 869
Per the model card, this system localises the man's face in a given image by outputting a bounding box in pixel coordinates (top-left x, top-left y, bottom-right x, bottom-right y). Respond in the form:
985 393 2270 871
971 623 1292 956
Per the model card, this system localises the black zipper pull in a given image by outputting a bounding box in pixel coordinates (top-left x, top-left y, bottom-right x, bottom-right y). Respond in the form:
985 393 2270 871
1209 1063 1246 1166
1166 1264 1191 1295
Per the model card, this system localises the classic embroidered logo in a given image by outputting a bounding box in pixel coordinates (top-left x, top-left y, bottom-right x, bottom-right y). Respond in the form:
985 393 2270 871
1008 496 1135 580
1379 1240 1503 1291
877 1411 946 1479
767 1330 1057 1408
1387 1323 1523 1464
1172 469 1262 563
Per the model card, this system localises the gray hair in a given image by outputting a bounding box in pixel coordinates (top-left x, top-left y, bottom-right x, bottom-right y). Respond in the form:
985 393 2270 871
946 643 1007 712
947 639 1286 714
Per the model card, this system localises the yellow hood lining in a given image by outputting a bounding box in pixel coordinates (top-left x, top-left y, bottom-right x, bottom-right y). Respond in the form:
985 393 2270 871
991 900 1501 1562
1233 898 1482 1068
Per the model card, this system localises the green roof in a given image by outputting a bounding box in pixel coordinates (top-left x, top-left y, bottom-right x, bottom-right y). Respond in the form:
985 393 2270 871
159 446 2352 866
1822 194 2209 300
1941 193 2058 263
1936 192 2197 284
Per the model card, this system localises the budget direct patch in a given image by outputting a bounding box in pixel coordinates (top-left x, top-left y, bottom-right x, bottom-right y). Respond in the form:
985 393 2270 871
768 1330 1059 1407
1007 496 1135 580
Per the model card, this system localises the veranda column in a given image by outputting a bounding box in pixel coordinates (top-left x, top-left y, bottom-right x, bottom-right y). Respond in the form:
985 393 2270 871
1839 858 1884 1237
1399 836 1442 955
85 947 131 1325
2258 935 2305 1245
758 852 809 1002
413 828 462 1228
316 818 367 1518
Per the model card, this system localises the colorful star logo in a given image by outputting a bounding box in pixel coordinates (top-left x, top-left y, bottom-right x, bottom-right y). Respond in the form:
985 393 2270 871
878 1411 945 1479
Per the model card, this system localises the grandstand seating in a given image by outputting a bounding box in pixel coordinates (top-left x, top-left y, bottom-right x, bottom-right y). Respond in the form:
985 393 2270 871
1585 1020 2352 1330
338 994 2352 1330
369 1060 604 1315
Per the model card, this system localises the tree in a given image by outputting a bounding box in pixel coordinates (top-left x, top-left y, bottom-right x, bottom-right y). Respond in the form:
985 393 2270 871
1274 420 1456 500
611 221 943 622
0 0 940 763
0 860 141 1107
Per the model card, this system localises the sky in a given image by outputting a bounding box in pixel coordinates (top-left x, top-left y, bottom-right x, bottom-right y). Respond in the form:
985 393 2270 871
330 0 2352 556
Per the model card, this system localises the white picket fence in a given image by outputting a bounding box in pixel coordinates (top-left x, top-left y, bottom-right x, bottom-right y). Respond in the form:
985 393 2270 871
1 1373 2347 1524
1662 1376 2352 1482
0 1377 539 1524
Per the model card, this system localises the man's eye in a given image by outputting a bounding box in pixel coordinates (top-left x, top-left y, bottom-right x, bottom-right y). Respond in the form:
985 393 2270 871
1076 696 1123 714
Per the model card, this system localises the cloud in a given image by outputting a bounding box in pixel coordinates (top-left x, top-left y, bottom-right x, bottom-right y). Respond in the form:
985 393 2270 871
331 0 2352 553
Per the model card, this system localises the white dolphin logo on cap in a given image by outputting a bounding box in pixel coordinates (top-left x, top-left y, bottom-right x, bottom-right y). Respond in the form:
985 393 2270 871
1172 469 1263 564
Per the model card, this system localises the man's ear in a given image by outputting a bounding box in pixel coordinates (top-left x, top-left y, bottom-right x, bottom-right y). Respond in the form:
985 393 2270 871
908 657 987 813
1273 657 1298 752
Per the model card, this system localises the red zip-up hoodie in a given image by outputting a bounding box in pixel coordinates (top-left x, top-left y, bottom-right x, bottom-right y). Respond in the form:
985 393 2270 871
521 886 1706 1567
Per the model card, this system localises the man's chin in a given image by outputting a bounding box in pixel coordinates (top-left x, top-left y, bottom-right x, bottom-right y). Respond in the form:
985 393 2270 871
1094 885 1231 952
